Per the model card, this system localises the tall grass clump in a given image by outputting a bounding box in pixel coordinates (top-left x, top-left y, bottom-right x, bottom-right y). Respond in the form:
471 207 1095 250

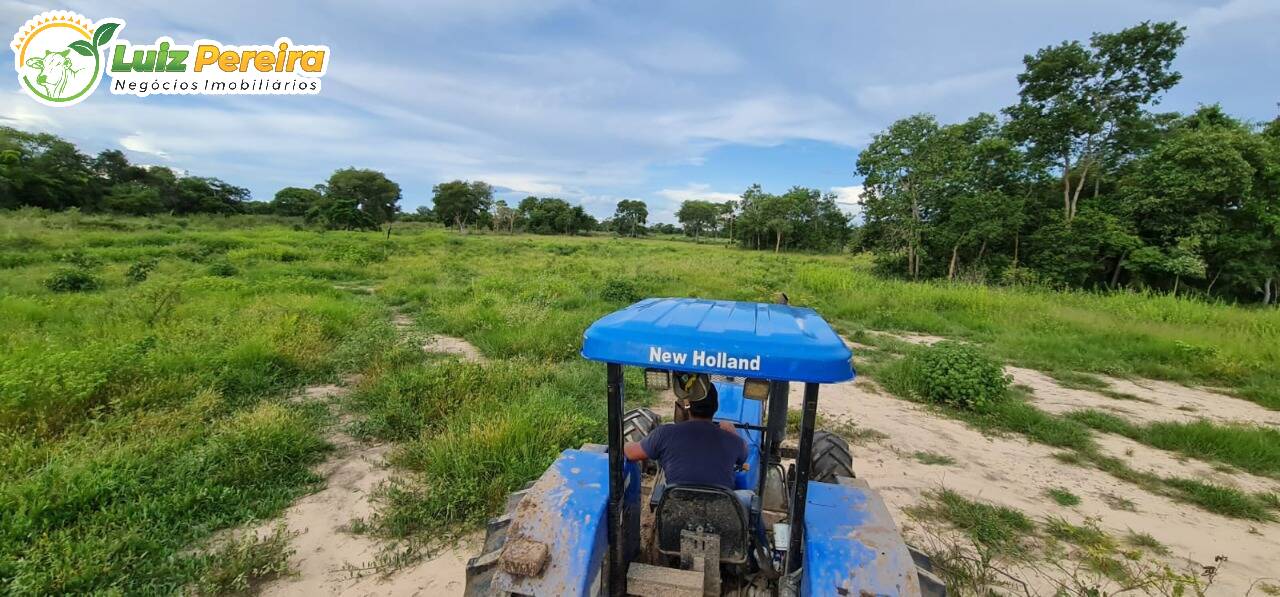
360 360 606 539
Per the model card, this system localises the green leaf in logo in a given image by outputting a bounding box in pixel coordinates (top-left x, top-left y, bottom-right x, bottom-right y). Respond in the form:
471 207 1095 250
69 40 95 57
92 22 120 47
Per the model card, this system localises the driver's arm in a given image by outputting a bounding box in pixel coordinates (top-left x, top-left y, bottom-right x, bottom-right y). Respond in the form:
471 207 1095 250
624 441 648 462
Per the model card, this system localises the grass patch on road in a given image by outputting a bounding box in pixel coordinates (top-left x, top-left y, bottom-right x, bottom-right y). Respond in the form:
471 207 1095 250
907 489 1034 556
913 451 957 466
863 344 1277 522
1067 410 1280 478
1046 488 1082 507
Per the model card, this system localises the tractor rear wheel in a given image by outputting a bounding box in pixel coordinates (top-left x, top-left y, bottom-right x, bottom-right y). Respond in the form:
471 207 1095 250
463 486 528 596
623 407 660 444
810 430 854 482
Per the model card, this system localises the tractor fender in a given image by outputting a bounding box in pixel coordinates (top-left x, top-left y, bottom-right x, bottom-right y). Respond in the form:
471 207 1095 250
492 448 639 596
801 477 923 596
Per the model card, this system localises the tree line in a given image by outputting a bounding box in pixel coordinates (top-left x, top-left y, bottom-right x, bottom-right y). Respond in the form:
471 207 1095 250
670 185 852 253
1 127 249 215
855 21 1280 304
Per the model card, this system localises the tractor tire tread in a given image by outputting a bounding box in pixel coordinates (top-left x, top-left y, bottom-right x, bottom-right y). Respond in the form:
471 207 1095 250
622 407 660 444
811 430 855 482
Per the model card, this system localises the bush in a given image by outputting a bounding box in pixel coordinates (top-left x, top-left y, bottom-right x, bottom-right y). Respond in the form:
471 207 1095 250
600 277 641 303
44 268 104 292
206 260 238 277
125 258 158 284
905 341 1010 411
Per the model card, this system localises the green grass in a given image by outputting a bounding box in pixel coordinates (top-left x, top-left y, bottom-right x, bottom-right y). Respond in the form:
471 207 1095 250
1161 477 1275 521
1046 487 1082 507
1067 410 1280 478
907 489 1034 555
1123 530 1170 556
191 525 296 595
868 345 1275 521
1043 516 1115 551
871 356 1095 451
1046 370 1110 391
913 451 957 466
3 210 1280 590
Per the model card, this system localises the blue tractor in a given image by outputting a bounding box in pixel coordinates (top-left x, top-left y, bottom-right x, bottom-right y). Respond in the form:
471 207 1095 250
465 298 944 596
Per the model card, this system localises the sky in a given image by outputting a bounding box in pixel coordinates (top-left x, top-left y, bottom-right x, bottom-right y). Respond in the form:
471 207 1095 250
3 1 1278 223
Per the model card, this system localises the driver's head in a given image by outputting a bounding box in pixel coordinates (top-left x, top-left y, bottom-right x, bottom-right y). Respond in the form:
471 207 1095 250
687 386 719 419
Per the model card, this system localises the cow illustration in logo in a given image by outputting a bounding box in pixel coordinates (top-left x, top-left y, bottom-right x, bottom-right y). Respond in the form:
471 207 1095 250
26 48 81 98
11 11 122 107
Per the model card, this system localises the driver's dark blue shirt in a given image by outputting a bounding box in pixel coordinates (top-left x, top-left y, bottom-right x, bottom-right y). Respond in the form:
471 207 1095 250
640 420 747 489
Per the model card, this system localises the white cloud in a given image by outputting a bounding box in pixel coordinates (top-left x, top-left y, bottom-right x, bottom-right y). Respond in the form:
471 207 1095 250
1184 0 1280 32
119 133 170 160
830 185 865 220
830 185 864 205
480 174 565 197
655 183 741 204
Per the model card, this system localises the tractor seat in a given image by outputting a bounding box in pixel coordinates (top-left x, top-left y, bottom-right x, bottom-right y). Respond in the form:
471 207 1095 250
654 485 750 564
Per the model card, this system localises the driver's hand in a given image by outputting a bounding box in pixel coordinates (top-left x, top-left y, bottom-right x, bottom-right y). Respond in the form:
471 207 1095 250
718 421 737 433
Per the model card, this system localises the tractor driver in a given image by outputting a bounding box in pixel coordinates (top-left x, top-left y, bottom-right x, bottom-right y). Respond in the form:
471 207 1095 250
623 383 747 492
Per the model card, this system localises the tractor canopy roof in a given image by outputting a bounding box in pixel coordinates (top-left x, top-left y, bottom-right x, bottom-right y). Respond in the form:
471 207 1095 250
581 298 854 383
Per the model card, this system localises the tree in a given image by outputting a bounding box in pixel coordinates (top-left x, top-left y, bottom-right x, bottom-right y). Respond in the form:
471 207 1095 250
432 180 493 232
327 168 401 225
676 200 719 242
516 196 595 235
171 177 247 214
613 199 648 237
1005 21 1186 221
1120 108 1279 299
492 199 517 233
0 127 97 211
271 186 323 216
317 197 378 231
856 114 951 278
101 182 163 215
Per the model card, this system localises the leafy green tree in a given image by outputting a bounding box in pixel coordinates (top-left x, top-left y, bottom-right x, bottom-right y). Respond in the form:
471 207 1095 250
327 168 401 225
613 199 648 237
317 197 378 230
271 187 323 217
0 127 97 210
101 182 164 215
857 114 958 277
516 196 594 235
492 199 517 233
170 177 247 214
1120 108 1279 298
432 180 493 232
676 200 719 242
1005 21 1185 221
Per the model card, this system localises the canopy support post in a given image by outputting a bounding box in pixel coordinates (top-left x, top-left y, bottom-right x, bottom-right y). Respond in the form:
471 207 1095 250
606 363 626 597
786 382 819 573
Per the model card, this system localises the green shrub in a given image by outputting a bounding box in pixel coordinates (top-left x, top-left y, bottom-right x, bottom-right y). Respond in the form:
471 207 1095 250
600 277 641 303
905 341 1010 411
206 260 238 277
125 258 158 284
55 249 102 268
44 268 104 292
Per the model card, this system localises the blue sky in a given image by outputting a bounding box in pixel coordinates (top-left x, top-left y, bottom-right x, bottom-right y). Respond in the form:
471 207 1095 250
3 1 1277 223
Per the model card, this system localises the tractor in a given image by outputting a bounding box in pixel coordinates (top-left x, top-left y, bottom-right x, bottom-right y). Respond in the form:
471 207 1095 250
465 298 944 596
